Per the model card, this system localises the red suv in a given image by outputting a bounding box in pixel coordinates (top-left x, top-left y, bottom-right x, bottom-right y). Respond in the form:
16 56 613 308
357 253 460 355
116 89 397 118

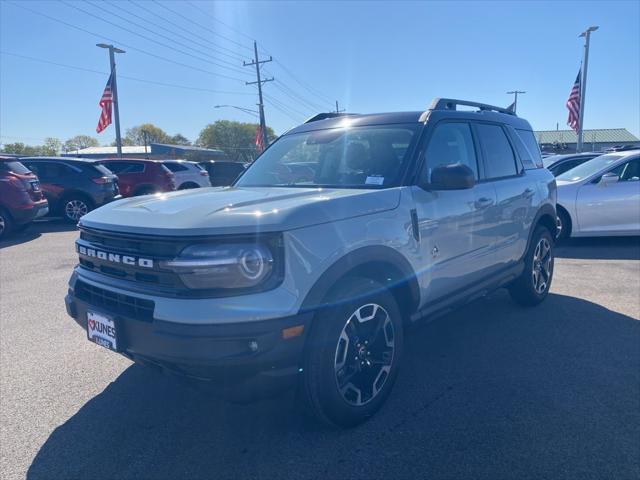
97 159 176 197
0 158 49 239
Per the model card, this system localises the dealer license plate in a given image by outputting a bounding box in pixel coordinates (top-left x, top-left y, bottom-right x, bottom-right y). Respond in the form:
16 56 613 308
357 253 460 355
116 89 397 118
87 310 118 351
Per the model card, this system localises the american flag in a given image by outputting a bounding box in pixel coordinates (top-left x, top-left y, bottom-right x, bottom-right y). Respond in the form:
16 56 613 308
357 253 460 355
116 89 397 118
255 124 264 153
566 69 581 132
96 74 114 134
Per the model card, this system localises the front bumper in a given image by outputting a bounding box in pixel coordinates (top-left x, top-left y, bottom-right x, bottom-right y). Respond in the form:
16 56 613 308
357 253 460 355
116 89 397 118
65 283 313 401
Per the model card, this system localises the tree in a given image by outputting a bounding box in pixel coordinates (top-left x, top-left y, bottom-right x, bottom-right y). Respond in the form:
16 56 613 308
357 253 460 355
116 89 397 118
64 135 99 152
169 133 191 145
41 137 62 155
124 123 170 145
1 138 61 156
197 120 275 162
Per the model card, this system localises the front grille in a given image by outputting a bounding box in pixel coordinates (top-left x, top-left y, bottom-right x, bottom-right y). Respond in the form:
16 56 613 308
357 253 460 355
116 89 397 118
75 280 155 322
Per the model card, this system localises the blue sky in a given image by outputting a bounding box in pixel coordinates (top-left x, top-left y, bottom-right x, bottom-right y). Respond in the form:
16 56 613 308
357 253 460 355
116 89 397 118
1 0 639 147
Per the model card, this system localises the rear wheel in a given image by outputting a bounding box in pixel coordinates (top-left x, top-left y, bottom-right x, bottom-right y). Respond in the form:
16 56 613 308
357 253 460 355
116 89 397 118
61 196 92 223
0 209 12 240
509 226 554 306
556 208 571 240
299 277 403 427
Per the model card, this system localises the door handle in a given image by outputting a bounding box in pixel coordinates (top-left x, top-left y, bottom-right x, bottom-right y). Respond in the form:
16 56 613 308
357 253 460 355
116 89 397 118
474 197 494 209
523 187 535 198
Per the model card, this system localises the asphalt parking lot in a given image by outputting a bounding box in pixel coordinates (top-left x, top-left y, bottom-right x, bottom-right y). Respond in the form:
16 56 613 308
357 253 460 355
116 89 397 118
1 221 639 480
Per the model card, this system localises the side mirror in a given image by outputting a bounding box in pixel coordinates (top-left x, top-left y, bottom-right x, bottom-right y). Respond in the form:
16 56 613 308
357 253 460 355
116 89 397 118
599 172 619 185
427 163 475 190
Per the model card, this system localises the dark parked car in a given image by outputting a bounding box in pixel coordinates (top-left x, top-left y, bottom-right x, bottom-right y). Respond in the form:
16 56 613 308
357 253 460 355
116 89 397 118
542 152 601 177
97 159 176 197
0 158 49 239
20 157 119 223
199 160 247 186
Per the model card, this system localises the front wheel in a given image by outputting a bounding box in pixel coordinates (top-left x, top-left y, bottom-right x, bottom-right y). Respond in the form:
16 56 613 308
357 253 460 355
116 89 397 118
299 277 404 428
0 209 12 240
509 226 554 306
62 196 92 223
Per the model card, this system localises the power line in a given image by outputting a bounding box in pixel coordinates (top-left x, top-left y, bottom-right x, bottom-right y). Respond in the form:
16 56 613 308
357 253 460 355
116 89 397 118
270 79 329 112
61 0 250 80
151 0 253 54
179 0 336 110
0 51 254 96
84 0 250 76
124 0 247 63
264 94 309 120
8 1 247 83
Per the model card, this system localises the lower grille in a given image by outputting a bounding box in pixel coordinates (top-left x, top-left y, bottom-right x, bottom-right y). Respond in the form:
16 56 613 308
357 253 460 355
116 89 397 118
75 280 155 322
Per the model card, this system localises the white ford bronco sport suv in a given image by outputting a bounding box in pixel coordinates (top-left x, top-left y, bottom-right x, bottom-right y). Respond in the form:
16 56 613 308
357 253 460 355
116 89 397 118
65 98 556 427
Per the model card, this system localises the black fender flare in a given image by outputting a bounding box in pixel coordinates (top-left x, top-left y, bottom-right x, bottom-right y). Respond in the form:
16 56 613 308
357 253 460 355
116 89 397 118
525 203 557 253
299 245 421 315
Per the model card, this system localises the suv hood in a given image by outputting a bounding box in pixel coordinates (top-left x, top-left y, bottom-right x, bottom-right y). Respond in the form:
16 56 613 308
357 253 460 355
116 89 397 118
79 186 401 236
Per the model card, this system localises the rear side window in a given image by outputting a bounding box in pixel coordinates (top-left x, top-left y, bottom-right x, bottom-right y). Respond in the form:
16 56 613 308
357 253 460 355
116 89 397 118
476 124 519 179
213 163 245 177
515 129 543 168
424 122 478 179
104 162 144 174
28 162 75 178
164 162 188 172
0 161 31 174
93 164 114 176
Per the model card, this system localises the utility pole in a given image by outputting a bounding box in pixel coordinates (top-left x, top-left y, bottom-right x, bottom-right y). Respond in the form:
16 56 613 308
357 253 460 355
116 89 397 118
335 100 345 114
244 41 273 150
97 44 125 158
577 26 598 153
506 90 526 113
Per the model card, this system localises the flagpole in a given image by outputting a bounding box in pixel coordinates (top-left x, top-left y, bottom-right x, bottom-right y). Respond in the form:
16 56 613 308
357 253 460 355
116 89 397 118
97 44 125 159
577 26 598 153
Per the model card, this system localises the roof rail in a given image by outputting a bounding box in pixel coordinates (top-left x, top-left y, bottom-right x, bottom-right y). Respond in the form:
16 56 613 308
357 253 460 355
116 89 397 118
304 112 353 123
429 98 516 116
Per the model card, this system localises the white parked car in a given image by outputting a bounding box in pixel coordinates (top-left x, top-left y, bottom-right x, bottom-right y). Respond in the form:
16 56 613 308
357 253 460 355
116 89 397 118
556 150 640 238
161 160 211 189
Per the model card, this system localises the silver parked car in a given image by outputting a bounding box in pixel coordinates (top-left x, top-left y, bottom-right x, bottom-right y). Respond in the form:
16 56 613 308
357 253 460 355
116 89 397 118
161 160 211 189
556 150 640 238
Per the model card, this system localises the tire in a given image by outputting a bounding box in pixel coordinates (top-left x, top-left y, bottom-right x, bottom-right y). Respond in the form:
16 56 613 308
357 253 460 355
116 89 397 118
556 208 571 240
61 195 93 223
178 182 199 190
134 186 157 197
509 226 555 306
0 208 13 240
299 277 404 428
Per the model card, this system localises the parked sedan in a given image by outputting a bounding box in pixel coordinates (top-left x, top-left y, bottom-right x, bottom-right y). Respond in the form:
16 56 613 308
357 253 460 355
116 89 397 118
161 160 210 189
97 159 176 197
543 152 601 177
20 157 119 223
0 158 49 239
556 150 640 238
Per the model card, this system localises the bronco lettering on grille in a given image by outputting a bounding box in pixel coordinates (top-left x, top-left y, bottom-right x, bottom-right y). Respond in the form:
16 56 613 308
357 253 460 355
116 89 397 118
77 244 154 268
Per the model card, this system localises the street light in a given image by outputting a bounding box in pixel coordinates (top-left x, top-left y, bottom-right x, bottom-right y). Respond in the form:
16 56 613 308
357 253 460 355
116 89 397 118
214 105 259 116
97 43 125 158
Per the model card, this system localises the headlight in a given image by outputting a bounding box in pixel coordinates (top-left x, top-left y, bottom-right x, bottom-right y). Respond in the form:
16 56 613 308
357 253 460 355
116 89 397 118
161 242 276 290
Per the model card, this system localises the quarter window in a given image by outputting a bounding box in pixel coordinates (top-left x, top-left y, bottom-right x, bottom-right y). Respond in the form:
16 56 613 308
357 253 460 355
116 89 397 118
424 122 478 180
476 124 519 179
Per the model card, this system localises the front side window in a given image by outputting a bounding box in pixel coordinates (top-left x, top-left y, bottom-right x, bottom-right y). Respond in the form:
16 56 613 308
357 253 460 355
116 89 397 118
609 158 640 182
476 124 519 179
236 124 419 188
556 154 624 182
424 122 478 180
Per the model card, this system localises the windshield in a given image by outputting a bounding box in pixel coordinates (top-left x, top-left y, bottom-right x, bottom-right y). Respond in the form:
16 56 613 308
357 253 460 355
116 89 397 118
542 155 563 168
236 124 419 188
556 153 622 182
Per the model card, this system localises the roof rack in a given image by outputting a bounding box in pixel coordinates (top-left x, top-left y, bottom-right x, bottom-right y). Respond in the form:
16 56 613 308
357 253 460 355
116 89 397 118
429 98 516 116
304 112 353 123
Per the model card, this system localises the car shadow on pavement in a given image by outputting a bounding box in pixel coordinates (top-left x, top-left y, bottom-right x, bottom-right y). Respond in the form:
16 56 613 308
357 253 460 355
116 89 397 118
0 219 76 249
26 291 640 480
555 236 640 260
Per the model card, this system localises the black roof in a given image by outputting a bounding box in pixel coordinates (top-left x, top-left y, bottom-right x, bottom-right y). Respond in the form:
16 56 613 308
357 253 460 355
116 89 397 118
19 156 102 163
286 98 533 135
